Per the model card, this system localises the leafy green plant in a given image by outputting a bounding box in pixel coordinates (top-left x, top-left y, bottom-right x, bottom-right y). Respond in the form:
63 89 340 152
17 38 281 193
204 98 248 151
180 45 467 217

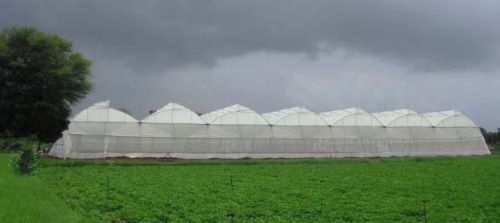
11 142 39 174
37 156 500 222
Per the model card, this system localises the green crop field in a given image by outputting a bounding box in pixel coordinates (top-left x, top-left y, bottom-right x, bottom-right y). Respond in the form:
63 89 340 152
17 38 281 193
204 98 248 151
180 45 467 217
2 153 500 222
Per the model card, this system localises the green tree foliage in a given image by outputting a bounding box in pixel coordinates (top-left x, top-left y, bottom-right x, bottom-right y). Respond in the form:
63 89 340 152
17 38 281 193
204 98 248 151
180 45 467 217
0 27 92 141
481 127 500 146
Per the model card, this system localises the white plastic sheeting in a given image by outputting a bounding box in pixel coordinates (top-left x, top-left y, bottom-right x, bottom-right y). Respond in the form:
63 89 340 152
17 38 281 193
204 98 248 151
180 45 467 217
201 104 269 125
142 103 205 124
423 111 477 127
373 109 432 127
72 101 137 123
49 101 490 159
320 108 382 126
262 107 328 126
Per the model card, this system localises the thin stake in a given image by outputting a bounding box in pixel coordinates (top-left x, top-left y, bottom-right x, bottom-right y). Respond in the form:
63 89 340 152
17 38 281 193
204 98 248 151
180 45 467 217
106 176 110 199
230 168 234 192
316 161 319 181
228 168 235 223
422 200 428 223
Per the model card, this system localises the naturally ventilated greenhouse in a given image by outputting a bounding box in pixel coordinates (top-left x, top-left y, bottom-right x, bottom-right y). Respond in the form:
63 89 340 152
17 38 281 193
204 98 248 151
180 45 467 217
49 101 490 159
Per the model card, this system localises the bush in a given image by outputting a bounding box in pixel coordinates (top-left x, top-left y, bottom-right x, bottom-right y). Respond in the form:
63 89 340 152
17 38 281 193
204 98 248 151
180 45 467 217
0 138 22 151
12 142 39 174
491 145 500 154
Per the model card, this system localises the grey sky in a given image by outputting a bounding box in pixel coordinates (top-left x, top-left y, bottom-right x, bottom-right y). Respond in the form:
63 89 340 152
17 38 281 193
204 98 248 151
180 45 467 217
1 0 500 130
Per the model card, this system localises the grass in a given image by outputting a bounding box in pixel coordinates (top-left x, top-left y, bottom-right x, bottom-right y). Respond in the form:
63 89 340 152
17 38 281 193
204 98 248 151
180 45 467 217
32 155 500 222
0 153 82 223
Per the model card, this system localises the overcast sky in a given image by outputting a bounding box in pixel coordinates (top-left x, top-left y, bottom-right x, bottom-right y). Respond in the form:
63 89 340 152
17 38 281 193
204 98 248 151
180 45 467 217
1 0 500 130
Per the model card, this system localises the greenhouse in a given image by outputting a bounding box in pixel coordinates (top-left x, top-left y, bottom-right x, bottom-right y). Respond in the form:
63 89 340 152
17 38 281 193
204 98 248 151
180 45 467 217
50 101 490 159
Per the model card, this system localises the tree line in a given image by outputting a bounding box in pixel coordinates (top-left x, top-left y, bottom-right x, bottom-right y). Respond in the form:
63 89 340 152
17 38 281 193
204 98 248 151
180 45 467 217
481 128 500 147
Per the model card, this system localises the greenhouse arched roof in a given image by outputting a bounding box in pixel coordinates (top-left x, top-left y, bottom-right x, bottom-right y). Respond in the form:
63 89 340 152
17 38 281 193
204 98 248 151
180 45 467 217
142 103 205 124
72 101 138 123
423 110 477 127
201 104 269 125
262 107 328 126
372 109 432 127
320 108 383 126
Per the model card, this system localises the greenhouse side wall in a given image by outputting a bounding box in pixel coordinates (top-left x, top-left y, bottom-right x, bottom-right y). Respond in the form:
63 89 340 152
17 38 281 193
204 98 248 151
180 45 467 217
50 123 490 159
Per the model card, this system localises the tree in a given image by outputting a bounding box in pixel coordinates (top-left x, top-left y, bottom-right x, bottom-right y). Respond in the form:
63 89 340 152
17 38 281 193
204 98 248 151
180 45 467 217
0 27 92 142
480 127 500 146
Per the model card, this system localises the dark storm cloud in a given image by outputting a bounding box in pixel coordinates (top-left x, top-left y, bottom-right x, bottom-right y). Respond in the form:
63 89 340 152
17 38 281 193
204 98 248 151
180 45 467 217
2 0 500 72
1 0 500 130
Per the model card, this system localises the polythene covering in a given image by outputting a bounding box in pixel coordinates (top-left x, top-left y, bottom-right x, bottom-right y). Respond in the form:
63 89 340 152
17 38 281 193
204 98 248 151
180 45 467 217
201 104 269 125
50 101 490 159
142 103 205 124
423 111 477 127
262 107 327 126
72 101 137 123
320 108 382 126
373 109 432 127
68 101 138 136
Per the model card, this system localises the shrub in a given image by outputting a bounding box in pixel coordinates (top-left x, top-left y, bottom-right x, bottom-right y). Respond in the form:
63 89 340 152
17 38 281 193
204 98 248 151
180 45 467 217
491 145 500 154
12 142 39 174
0 138 22 151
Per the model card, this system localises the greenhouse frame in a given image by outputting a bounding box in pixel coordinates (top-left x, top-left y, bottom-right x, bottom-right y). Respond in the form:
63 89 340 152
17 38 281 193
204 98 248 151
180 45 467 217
49 101 490 159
